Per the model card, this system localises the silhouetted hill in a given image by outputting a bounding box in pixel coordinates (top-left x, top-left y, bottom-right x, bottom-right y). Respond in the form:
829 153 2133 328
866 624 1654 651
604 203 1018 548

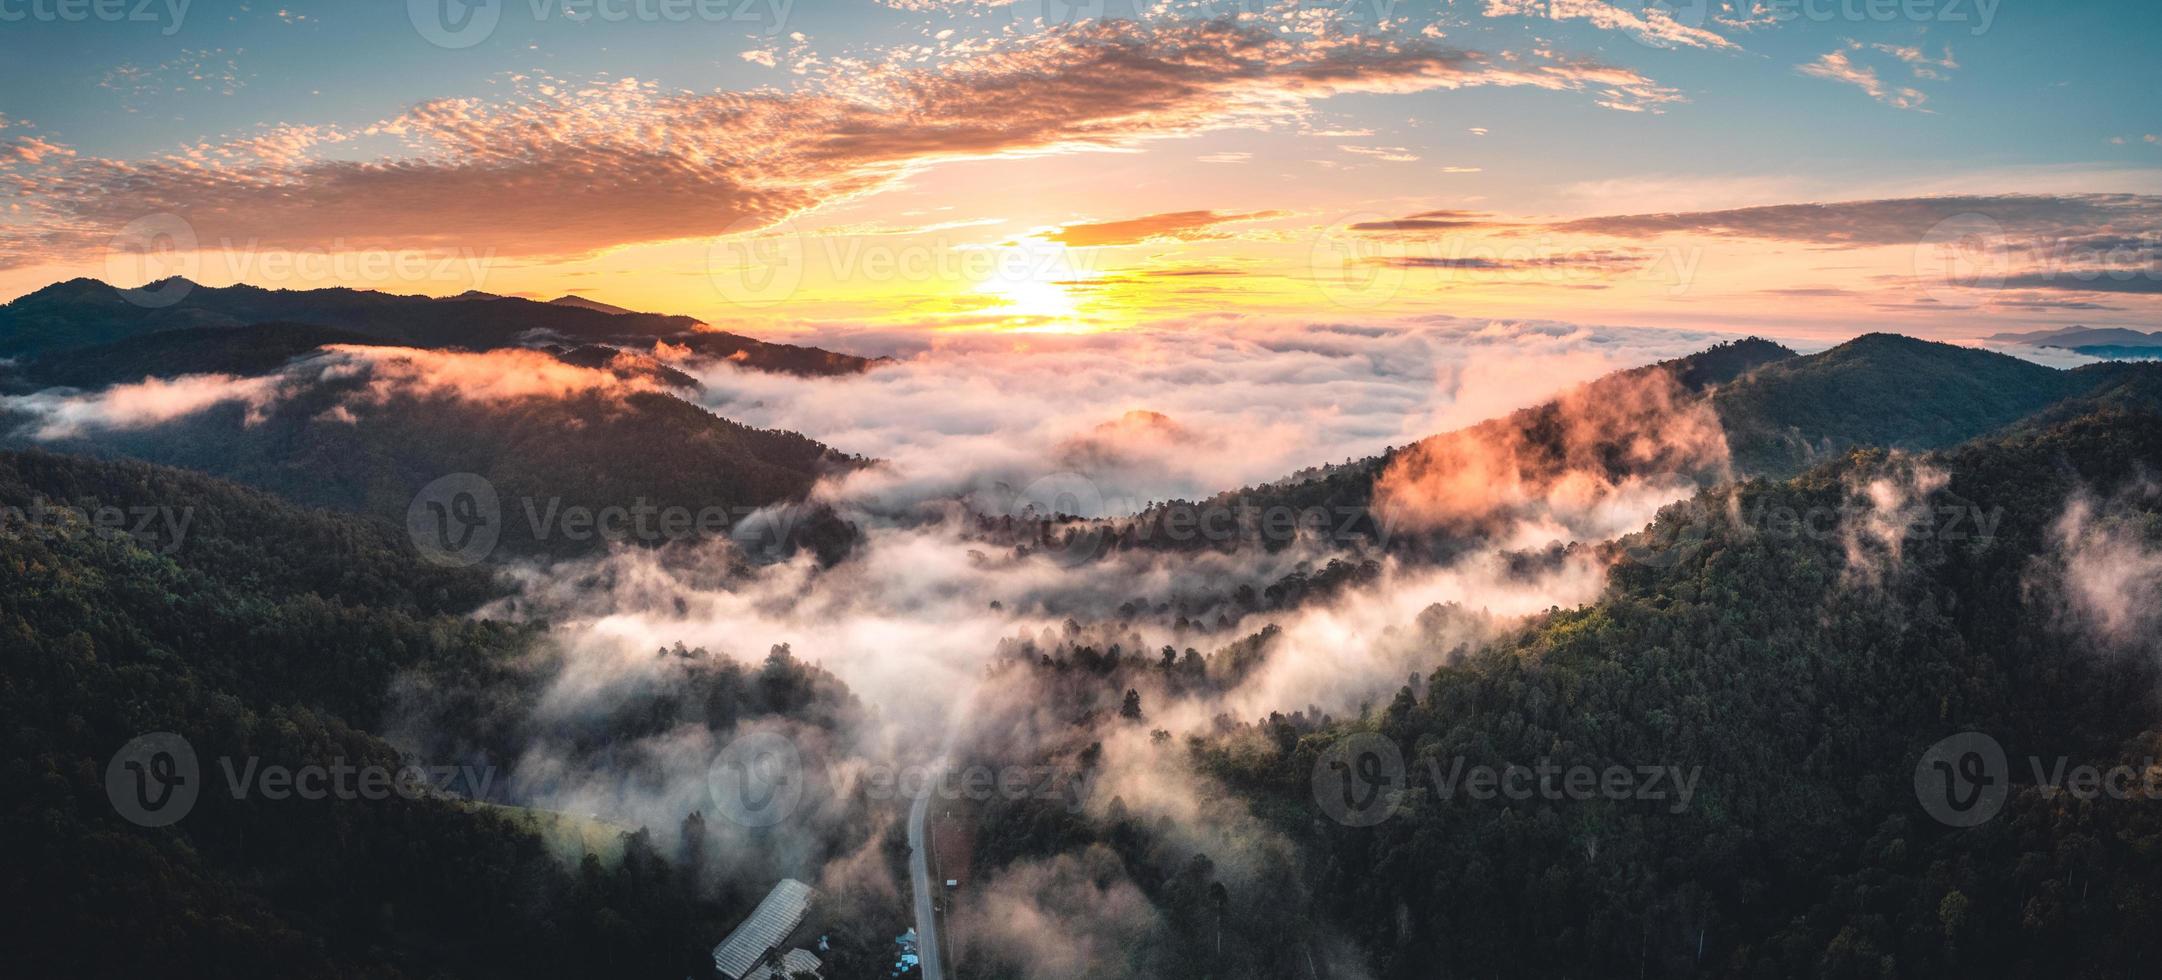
0 322 709 396
0 278 881 376
548 294 639 315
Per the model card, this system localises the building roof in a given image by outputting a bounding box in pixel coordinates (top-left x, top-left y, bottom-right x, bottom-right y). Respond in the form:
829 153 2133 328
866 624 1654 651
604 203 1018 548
712 879 816 980
745 948 822 980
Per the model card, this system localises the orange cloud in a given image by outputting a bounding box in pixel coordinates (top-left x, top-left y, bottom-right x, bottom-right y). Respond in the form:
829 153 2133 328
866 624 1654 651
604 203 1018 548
3 20 1680 269
318 344 664 407
1047 210 1286 248
2 373 282 439
1373 367 1730 535
2 345 663 440
1483 0 1737 50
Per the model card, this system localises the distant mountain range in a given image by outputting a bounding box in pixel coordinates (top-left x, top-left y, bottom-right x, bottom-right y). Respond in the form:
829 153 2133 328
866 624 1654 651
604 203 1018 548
1984 324 2162 358
0 277 882 377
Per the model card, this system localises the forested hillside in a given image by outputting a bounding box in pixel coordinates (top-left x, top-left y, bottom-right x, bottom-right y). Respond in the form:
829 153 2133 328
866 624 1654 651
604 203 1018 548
0 450 886 978
1209 407 2162 978
1 322 391 390
1711 333 2095 476
4 363 862 561
1042 335 2126 567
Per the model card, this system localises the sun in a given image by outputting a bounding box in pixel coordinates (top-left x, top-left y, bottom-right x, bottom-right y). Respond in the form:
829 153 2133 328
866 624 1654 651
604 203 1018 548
982 274 1078 320
972 239 1094 326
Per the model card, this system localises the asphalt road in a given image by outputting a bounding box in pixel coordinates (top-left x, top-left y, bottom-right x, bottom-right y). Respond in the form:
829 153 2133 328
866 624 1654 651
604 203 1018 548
907 765 947 980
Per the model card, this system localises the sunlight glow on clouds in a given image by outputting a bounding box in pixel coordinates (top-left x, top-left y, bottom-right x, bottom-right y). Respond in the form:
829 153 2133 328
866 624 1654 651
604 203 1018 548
1 0 2154 339
0 20 1680 272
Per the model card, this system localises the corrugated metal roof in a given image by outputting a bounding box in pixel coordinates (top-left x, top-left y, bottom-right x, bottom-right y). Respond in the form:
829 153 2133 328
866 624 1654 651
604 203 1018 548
712 879 816 980
745 947 822 980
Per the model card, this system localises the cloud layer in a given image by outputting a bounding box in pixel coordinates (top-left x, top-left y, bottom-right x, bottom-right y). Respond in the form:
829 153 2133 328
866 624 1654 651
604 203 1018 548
5 20 1680 269
1 344 663 439
689 316 1736 518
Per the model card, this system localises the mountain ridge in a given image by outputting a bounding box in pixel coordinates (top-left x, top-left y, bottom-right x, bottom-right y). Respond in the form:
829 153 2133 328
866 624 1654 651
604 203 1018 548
1042 333 2125 563
0 277 881 377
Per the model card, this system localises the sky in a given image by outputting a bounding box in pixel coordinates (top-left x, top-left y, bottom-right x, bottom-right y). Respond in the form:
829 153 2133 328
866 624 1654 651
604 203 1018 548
1 0 2159 343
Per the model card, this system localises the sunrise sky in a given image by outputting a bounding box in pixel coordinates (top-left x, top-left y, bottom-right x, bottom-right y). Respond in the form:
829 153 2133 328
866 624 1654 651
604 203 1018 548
3 0 2158 342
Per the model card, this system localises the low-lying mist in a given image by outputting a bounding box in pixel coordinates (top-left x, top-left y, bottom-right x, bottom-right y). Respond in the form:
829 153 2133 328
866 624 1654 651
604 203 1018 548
357 316 1777 962
11 311 1795 974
